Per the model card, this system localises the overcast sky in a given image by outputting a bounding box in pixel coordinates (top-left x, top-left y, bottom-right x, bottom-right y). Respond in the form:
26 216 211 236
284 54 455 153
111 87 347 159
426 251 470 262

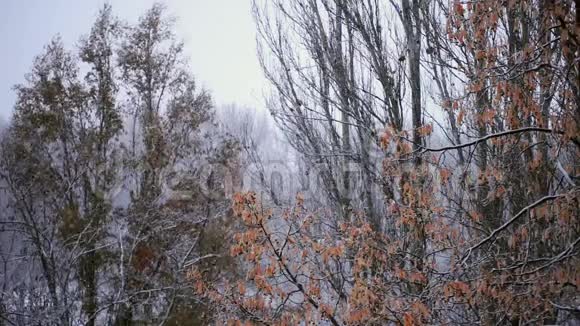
0 0 267 121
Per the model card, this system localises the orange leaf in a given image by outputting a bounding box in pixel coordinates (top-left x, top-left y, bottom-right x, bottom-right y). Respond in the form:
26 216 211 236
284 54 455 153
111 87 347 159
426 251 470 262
403 312 416 326
457 109 465 125
238 281 246 295
454 2 464 16
440 168 451 184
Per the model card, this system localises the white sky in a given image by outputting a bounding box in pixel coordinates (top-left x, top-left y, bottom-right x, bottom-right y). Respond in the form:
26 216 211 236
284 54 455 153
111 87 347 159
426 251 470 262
0 0 267 120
